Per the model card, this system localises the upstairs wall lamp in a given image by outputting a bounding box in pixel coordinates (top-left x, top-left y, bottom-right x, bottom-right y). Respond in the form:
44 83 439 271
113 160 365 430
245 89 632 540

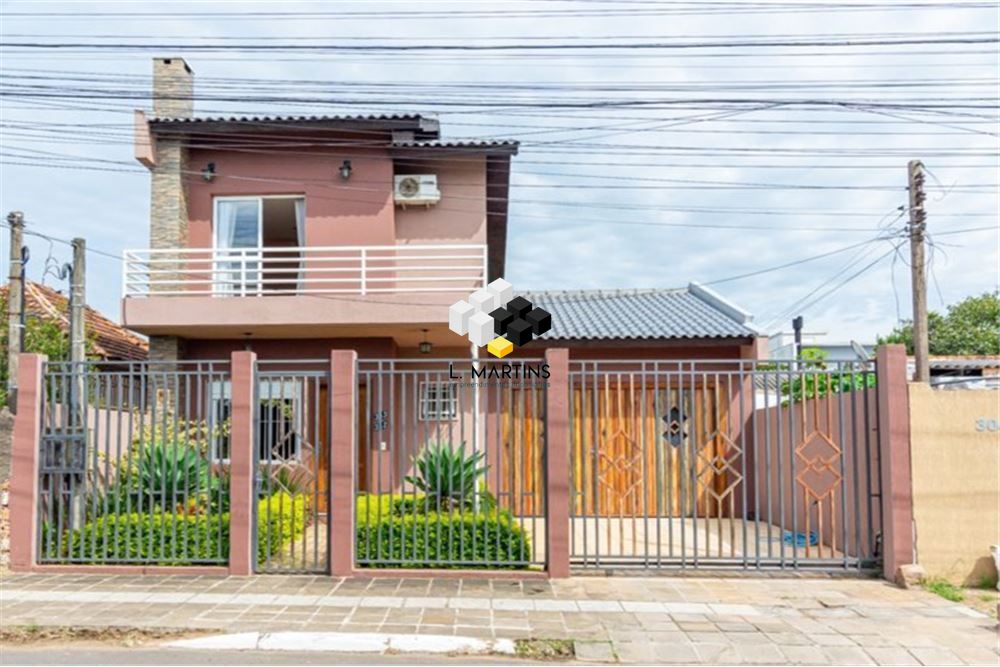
339 159 353 180
201 162 216 182
419 329 432 355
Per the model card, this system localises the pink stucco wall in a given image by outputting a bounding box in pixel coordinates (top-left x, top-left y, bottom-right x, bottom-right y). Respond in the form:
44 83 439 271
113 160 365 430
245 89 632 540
184 145 487 250
186 145 393 250
395 158 486 245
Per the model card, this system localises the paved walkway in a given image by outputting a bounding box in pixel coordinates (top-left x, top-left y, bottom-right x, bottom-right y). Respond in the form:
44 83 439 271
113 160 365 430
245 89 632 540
2 573 997 665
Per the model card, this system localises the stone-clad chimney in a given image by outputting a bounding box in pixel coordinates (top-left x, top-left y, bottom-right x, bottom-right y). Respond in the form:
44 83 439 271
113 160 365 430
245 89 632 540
153 57 193 118
147 59 192 363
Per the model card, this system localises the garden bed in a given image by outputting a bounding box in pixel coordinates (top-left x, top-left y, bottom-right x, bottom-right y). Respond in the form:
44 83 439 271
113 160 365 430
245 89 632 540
41 492 307 566
355 494 532 569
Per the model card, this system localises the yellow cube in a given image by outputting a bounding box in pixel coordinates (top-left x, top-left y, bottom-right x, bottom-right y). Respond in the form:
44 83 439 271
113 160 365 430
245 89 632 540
487 336 513 359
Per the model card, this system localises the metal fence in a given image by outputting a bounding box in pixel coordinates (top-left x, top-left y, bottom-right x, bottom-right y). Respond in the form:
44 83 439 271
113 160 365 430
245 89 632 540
37 360 231 565
568 359 881 571
356 359 547 569
254 363 330 573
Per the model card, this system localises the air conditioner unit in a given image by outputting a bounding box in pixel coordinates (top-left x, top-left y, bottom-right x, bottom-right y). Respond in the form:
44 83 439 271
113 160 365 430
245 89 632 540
394 174 441 207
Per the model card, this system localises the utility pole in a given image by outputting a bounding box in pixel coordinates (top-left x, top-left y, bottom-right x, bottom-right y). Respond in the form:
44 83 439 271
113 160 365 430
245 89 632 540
907 160 930 383
792 315 804 359
70 238 86 366
6 211 25 411
60 238 87 531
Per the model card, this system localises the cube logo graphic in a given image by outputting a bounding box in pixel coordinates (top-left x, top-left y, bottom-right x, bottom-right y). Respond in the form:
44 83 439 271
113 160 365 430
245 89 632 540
449 279 552 358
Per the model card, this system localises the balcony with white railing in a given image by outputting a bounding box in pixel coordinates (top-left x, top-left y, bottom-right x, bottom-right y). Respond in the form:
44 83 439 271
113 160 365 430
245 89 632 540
123 244 488 297
121 244 489 334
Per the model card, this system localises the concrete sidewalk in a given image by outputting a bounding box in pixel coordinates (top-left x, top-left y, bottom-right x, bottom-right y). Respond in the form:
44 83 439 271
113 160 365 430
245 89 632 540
2 573 997 665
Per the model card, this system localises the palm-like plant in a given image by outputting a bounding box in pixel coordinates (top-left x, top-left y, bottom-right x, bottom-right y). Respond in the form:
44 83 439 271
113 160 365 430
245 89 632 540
404 442 488 511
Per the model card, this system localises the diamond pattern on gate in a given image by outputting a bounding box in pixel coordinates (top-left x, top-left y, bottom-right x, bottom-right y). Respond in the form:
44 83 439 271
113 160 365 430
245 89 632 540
266 423 317 494
696 430 743 501
597 429 644 504
795 430 842 500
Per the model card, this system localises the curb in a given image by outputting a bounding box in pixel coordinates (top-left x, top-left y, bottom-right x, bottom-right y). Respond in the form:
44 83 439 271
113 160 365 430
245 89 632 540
166 631 517 656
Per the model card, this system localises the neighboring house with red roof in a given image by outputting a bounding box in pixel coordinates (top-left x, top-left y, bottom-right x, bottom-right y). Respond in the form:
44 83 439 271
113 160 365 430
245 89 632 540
1 281 148 362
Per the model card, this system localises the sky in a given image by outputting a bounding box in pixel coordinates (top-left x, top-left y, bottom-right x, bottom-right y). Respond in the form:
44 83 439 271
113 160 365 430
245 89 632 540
1 0 997 345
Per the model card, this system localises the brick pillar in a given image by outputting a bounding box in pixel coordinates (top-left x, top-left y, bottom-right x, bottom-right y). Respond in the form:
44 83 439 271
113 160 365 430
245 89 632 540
228 351 256 575
10 354 45 571
329 350 357 576
876 344 914 582
544 348 571 578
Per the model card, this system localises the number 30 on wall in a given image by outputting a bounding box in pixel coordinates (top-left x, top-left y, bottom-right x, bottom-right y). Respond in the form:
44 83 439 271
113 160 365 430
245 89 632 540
975 418 1000 432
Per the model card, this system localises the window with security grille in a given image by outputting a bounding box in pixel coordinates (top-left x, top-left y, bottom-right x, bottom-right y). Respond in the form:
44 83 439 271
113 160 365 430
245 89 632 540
209 380 302 461
419 382 458 421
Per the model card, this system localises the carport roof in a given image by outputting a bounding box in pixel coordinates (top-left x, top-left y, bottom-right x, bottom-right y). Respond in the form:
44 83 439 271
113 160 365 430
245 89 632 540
519 282 759 341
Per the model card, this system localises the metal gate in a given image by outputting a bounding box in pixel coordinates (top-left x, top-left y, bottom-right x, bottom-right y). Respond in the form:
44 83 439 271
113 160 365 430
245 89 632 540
356 359 546 569
37 360 231 565
254 363 329 573
569 359 881 571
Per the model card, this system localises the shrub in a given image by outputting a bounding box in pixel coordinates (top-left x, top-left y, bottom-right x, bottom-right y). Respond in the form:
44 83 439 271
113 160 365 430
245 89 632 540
359 492 496 518
356 494 530 568
256 492 308 562
404 442 488 511
52 492 306 566
67 512 228 564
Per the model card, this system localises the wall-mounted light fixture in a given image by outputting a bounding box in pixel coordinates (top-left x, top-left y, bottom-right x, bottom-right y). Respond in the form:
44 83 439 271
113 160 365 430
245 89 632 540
419 328 432 355
339 159 353 181
201 162 216 182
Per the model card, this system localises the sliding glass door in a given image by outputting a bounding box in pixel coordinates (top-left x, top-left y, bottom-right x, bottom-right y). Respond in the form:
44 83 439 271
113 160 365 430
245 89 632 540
214 198 262 295
213 196 306 296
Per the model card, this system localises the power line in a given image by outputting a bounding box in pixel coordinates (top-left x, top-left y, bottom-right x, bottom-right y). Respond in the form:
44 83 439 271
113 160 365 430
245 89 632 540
0 220 122 260
702 236 896 285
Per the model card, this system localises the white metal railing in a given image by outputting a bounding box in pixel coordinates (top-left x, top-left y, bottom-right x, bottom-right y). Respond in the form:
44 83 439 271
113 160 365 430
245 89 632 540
122 244 488 297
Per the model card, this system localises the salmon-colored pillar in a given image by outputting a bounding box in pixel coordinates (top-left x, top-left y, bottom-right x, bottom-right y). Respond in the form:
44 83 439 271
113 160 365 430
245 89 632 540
329 350 357 576
876 344 914 582
545 348 571 578
10 353 45 571
229 350 256 576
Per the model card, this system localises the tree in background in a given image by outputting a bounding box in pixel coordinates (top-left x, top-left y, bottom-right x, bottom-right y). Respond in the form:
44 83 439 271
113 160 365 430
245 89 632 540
878 292 1000 356
0 292 74 408
778 347 877 403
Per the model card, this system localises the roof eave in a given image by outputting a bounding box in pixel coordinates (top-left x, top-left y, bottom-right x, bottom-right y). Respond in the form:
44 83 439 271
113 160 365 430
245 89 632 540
148 115 440 140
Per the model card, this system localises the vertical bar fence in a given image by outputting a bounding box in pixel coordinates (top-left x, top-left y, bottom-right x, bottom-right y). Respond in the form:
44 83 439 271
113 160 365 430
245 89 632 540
37 360 232 565
568 359 881 572
355 359 547 570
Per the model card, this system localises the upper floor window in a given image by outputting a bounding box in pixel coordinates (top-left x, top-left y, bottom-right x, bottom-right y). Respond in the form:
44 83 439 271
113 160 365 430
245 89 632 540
214 196 305 295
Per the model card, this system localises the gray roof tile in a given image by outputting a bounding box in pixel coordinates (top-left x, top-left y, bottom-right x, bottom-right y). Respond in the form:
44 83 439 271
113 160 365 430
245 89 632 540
391 139 519 151
519 285 757 341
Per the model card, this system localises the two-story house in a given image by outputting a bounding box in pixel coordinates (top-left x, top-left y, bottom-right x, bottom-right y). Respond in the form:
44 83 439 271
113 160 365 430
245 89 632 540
126 59 768 552
128 57 761 365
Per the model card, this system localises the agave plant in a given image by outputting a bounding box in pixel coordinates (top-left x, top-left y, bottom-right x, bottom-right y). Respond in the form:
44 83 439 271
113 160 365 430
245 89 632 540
113 442 218 512
404 442 488 511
